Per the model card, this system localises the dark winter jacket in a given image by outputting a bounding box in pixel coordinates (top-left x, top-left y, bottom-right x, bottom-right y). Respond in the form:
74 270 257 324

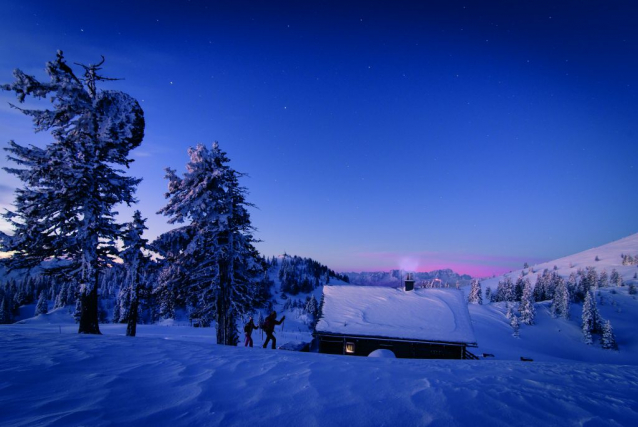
244 321 258 336
262 313 285 333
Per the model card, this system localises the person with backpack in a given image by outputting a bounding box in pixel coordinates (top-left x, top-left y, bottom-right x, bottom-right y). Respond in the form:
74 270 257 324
262 310 285 349
244 316 259 347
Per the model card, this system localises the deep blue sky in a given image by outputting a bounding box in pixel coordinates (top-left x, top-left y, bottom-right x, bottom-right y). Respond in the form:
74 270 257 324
1 1 637 276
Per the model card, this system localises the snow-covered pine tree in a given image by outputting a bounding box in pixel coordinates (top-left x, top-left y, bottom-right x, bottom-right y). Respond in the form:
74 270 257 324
34 291 48 316
467 279 483 304
112 294 122 323
600 320 618 350
586 267 598 293
306 294 319 319
0 52 144 334
154 142 265 346
582 290 602 344
53 285 67 309
485 286 492 302
519 278 535 325
0 297 12 324
120 211 150 337
610 269 621 287
510 314 520 338
514 275 525 302
550 277 570 319
598 269 608 288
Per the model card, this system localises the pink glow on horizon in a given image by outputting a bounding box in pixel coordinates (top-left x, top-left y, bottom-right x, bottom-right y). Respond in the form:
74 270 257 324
331 251 548 278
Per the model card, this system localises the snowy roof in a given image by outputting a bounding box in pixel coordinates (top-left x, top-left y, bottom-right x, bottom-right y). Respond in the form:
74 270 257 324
315 285 477 345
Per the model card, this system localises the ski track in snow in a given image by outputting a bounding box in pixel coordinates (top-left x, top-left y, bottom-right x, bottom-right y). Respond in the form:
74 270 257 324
1 325 638 427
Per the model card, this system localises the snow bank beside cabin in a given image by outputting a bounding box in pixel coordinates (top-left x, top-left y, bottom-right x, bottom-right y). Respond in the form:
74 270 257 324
316 286 476 344
1 325 637 427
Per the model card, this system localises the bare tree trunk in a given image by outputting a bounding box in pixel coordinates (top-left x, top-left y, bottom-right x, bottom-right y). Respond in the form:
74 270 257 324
78 278 101 334
126 296 138 337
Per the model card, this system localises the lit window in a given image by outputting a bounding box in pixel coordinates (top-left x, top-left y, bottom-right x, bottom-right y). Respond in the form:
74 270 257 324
345 342 355 354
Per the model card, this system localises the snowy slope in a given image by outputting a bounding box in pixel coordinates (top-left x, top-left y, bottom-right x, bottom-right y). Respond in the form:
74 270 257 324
1 323 638 427
466 233 638 364
481 233 638 287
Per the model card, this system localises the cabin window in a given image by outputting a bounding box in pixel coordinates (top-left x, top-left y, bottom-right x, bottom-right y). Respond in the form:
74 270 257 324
345 342 355 354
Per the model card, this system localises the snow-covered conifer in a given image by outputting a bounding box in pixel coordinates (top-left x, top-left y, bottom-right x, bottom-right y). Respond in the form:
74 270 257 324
34 291 48 316
586 267 598 292
112 295 122 323
610 269 621 287
550 277 570 319
485 286 492 302
514 276 525 302
467 279 483 304
533 273 544 302
510 314 519 338
519 279 535 325
0 297 12 324
582 291 601 343
598 269 608 288
53 285 67 309
120 211 150 337
306 294 318 318
582 320 593 345
154 142 265 345
0 52 144 334
494 277 515 302
601 320 618 350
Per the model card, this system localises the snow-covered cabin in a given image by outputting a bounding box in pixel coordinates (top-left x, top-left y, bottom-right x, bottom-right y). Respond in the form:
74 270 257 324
314 281 478 359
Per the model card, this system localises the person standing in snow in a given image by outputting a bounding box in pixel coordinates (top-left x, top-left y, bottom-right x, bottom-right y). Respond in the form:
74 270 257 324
244 316 259 347
262 311 285 349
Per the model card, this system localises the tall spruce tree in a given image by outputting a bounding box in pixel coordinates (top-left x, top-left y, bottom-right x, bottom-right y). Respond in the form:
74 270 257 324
0 297 12 324
550 277 570 319
0 52 144 334
34 291 48 316
154 142 265 345
467 279 483 304
582 291 601 344
519 278 535 325
120 211 150 337
601 320 618 350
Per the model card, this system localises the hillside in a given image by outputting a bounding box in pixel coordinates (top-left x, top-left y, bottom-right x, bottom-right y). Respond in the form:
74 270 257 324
469 232 638 364
346 268 472 287
481 233 638 289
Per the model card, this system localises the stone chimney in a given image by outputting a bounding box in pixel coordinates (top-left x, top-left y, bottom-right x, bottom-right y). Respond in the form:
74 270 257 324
404 272 415 291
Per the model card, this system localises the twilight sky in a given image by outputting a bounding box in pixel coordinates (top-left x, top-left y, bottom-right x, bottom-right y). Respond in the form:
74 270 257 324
1 0 637 277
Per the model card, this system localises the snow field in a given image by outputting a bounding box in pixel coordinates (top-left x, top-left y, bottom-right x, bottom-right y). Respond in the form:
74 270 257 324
2 324 638 427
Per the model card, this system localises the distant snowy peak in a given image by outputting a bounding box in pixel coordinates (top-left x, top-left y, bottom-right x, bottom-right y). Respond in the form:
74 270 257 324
482 232 638 288
346 269 472 287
